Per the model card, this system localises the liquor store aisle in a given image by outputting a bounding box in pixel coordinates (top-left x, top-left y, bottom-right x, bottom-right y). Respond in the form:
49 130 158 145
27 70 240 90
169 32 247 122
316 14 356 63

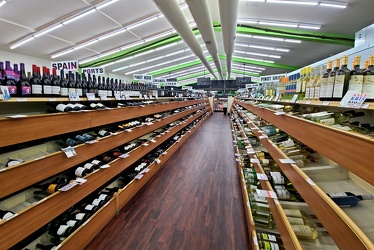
85 113 250 250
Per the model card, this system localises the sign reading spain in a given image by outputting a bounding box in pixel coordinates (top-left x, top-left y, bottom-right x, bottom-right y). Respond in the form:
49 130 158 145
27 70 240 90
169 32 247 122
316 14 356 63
51 60 78 71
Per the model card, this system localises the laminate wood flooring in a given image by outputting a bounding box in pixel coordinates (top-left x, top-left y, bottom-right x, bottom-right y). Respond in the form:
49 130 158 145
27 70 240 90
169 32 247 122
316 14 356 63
85 112 250 250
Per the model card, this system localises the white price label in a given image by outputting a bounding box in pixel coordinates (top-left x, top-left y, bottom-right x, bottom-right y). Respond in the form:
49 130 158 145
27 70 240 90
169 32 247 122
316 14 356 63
306 178 316 186
135 174 143 179
69 93 80 101
48 98 57 102
141 168 150 174
115 94 122 100
125 129 132 132
143 143 149 146
322 101 330 106
100 95 108 100
162 152 168 155
58 182 79 192
155 159 161 164
235 153 241 157
361 103 370 109
7 114 28 118
306 101 312 105
256 189 278 199
245 145 252 149
279 159 296 164
257 173 268 180
247 148 255 154
75 177 87 184
250 158 260 164
236 158 241 162
100 164 110 169
62 146 77 158
253 237 258 246
274 111 286 115
16 98 28 102
85 140 99 144
151 139 157 143
119 154 129 159
86 93 96 100
259 135 268 139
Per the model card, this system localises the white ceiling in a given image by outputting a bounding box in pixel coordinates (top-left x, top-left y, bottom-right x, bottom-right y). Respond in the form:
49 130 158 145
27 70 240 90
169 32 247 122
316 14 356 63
1 0 373 83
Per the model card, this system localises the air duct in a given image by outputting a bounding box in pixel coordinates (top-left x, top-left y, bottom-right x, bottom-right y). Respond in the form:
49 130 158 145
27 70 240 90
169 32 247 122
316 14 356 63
186 0 223 79
219 0 239 79
153 0 218 79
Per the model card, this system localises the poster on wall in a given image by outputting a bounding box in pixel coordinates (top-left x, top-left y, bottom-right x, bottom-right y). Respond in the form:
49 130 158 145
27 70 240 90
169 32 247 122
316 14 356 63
51 60 78 71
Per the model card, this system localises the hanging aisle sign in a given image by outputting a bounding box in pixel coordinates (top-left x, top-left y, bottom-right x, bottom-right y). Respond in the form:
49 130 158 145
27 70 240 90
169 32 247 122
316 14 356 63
51 60 78 71
166 78 178 86
197 77 210 85
182 86 193 90
81 67 105 75
134 74 153 82
236 77 251 85
153 78 166 87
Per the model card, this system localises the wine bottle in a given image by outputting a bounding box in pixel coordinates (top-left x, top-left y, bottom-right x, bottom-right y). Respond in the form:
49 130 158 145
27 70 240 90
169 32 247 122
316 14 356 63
42 66 52 96
348 55 364 94
51 68 60 96
82 73 88 96
75 166 90 177
56 103 73 112
363 55 374 102
90 102 105 109
87 73 94 94
0 209 15 220
75 72 83 97
106 77 113 97
66 103 81 111
92 74 99 96
30 65 43 96
80 202 99 215
6 157 25 167
35 243 58 250
313 66 322 100
48 224 74 238
16 63 31 97
34 178 68 194
2 61 18 96
60 70 69 97
68 71 76 94
326 59 339 101
291 224 319 240
83 162 100 172
327 192 374 207
305 67 313 100
257 232 285 250
319 60 332 101
333 55 350 101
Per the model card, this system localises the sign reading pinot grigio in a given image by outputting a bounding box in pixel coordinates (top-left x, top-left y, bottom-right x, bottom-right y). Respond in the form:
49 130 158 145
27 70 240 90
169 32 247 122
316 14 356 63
197 77 211 85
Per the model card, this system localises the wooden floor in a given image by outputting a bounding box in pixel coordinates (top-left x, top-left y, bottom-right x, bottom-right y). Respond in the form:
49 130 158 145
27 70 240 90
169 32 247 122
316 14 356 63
85 112 250 250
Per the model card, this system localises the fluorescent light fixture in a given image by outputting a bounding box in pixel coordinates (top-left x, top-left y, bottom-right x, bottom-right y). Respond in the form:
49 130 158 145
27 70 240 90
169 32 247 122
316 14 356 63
165 50 186 57
34 24 63 37
10 37 35 49
147 56 164 62
239 20 258 24
116 56 134 63
80 56 99 64
74 39 98 50
128 61 145 68
234 50 281 58
63 9 96 25
275 48 290 52
0 0 7 7
236 33 253 39
319 3 347 8
266 0 318 5
285 39 302 43
97 0 119 10
98 28 126 40
134 49 155 57
51 48 74 59
112 65 129 72
259 21 297 27
252 35 283 41
100 49 121 58
144 30 175 42
125 69 144 75
126 16 159 30
299 25 320 29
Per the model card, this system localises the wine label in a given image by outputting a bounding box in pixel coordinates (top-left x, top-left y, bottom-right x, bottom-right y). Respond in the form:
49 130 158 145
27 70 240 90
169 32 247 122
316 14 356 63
57 225 70 236
309 87 315 100
326 77 335 98
66 220 78 227
32 84 43 94
48 184 58 193
291 225 314 239
61 87 69 96
319 118 335 125
75 213 86 220
305 88 310 100
275 188 290 200
349 75 364 92
287 217 305 225
261 233 277 242
91 160 102 165
283 209 302 218
99 194 109 201
98 130 108 137
92 199 102 206
75 167 86 177
363 75 374 99
52 86 60 95
84 204 95 211
43 85 52 95
320 78 328 98
2 212 15 220
84 163 95 170
56 104 68 112
333 75 345 98
21 86 31 96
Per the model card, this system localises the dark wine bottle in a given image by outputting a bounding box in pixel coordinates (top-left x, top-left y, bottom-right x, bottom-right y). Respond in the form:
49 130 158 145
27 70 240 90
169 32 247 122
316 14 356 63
87 73 94 93
80 203 99 215
42 66 52 96
35 243 58 250
68 71 76 94
327 192 374 207
97 129 111 137
75 72 83 97
48 224 74 238
2 61 18 96
56 103 73 112
92 74 98 95
106 77 112 97
60 70 69 97
74 166 90 177
30 64 43 96
50 68 60 96
6 157 25 167
82 73 88 96
16 63 31 97
0 209 15 220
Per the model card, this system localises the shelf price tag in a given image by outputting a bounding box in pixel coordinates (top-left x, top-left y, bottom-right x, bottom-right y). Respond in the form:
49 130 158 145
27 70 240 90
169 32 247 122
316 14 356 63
235 153 241 157
100 95 108 100
85 140 99 144
119 154 129 159
69 93 80 101
141 168 150 174
151 139 157 143
253 237 258 246
257 173 268 181
115 94 122 100
306 178 316 186
7 114 28 118
155 159 161 164
16 98 28 102
259 135 268 139
135 174 144 180
274 111 286 115
306 101 312 105
58 181 79 192
250 158 260 164
279 159 296 164
162 152 168 155
125 129 132 132
247 148 255 154
291 94 298 103
322 101 330 106
361 103 370 109
75 177 87 184
86 93 96 101
100 164 110 169
62 146 77 158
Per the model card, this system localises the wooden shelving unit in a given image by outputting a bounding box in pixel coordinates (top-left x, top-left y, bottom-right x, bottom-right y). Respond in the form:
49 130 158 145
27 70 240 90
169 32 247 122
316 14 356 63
236 99 374 186
0 98 210 250
231 117 301 250
233 104 374 250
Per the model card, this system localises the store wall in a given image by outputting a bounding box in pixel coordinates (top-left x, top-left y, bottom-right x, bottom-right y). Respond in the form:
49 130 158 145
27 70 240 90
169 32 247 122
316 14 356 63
0 50 133 82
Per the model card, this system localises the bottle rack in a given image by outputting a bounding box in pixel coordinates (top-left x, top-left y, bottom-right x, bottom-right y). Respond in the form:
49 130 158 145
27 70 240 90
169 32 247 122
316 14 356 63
233 103 374 249
235 99 374 186
0 98 210 250
230 114 301 250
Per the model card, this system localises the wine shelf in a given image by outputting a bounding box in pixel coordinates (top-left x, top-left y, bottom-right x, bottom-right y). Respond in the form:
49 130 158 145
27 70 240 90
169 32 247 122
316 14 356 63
235 100 374 187
0 99 206 147
232 116 301 250
234 106 374 250
0 104 209 249
43 110 209 250
0 103 206 199
238 98 374 111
